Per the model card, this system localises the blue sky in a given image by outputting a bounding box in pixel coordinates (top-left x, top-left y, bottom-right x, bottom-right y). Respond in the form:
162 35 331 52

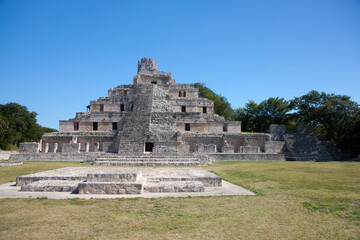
0 0 359 129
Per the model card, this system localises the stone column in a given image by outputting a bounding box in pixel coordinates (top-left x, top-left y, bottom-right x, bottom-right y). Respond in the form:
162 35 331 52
45 143 49 153
85 143 90 152
39 139 43 152
94 142 99 152
54 143 58 153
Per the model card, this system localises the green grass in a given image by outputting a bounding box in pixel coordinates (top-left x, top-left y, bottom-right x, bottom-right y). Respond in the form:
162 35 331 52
0 161 86 184
0 161 359 239
206 161 360 222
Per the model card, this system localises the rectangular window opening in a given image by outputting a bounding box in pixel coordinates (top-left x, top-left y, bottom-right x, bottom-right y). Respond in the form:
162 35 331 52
100 104 104 112
183 91 186 97
185 123 191 131
203 107 207 113
223 124 228 132
181 106 186 112
112 122 118 130
93 122 98 131
120 104 125 111
151 81 157 84
74 122 79 131
124 90 127 95
145 142 154 152
179 91 182 97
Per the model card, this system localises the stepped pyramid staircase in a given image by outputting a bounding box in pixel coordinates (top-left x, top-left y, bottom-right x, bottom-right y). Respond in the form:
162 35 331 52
92 85 200 166
284 128 335 161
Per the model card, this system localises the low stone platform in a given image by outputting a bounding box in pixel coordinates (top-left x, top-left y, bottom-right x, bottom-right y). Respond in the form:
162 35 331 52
21 180 80 192
0 161 23 167
16 167 224 195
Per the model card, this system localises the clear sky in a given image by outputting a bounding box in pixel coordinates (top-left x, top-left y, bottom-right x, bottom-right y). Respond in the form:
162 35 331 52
0 0 359 129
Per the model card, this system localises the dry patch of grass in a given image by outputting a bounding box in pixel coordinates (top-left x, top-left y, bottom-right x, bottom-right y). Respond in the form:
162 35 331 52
0 161 359 239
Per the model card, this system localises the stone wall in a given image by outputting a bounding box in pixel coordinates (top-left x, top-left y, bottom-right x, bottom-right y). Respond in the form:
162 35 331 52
9 153 102 161
61 143 80 153
19 142 39 153
0 151 18 160
208 153 286 161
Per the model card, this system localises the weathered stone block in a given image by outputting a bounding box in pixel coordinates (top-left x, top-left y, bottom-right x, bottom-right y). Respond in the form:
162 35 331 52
21 180 80 192
143 181 204 193
19 142 39 153
265 141 285 154
61 143 80 153
195 144 205 153
77 182 143 194
240 146 260 154
205 144 217 153
86 171 142 182
221 146 234 153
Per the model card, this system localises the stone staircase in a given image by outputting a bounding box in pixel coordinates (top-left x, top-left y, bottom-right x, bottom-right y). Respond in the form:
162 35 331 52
92 154 200 166
284 132 334 161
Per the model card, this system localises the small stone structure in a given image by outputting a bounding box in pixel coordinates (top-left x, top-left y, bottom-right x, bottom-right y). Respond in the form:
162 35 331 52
17 167 221 195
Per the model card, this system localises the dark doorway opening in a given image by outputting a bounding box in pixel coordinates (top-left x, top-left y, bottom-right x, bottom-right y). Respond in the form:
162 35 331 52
223 124 228 132
93 122 98 131
112 122 118 130
120 104 125 111
203 107 207 113
145 142 154 152
185 123 190 131
74 122 79 131
181 106 186 112
151 81 157 84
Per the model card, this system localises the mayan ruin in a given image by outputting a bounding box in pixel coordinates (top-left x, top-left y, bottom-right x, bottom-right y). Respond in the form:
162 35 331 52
9 57 343 167
9 58 296 166
4 58 347 197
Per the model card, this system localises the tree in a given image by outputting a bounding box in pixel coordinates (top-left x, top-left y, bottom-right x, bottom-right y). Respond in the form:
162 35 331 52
0 103 57 150
291 91 360 157
191 83 234 120
232 97 293 132
0 118 11 150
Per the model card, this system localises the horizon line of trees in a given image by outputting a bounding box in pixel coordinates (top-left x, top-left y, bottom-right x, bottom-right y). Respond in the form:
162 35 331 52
0 103 57 150
192 83 360 158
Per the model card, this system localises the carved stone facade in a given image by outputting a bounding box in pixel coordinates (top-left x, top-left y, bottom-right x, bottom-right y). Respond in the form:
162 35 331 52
43 58 247 155
12 58 293 164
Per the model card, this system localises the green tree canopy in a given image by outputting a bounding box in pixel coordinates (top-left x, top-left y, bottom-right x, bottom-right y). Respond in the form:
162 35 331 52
191 83 234 120
290 91 360 157
0 103 57 150
232 97 293 132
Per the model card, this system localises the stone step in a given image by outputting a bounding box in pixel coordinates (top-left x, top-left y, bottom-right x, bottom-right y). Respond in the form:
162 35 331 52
77 181 144 194
143 181 204 193
86 170 142 182
20 180 82 192
95 157 198 162
92 161 200 166
97 155 196 159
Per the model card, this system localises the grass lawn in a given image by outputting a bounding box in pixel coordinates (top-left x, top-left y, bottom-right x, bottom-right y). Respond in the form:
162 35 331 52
0 161 359 239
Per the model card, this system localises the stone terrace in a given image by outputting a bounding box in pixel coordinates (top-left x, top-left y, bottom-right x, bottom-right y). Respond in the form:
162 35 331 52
16 167 223 195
